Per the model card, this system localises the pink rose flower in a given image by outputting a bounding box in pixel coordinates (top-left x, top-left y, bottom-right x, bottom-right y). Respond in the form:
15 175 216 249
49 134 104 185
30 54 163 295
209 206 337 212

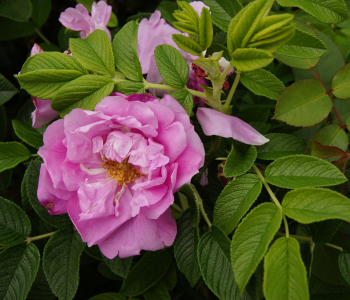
29 44 59 128
37 93 205 258
59 1 112 40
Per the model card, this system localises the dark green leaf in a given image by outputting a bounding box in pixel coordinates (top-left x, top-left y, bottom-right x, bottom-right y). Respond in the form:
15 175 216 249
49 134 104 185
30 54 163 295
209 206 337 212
223 145 257 177
31 0 51 27
0 74 19 105
332 63 350 100
12 120 43 149
339 252 350 286
0 142 31 173
103 255 132 278
0 0 32 22
0 17 35 41
89 293 126 300
143 282 171 300
300 220 342 244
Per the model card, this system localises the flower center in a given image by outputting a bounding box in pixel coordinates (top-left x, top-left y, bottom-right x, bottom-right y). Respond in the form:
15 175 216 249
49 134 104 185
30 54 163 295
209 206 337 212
102 157 144 186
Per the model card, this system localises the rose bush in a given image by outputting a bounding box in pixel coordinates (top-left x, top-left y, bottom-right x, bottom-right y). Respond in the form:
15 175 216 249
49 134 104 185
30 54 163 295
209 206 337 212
37 93 205 258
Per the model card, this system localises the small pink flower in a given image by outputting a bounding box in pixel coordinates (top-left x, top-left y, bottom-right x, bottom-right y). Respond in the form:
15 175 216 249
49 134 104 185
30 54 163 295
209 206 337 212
59 1 112 40
37 93 205 258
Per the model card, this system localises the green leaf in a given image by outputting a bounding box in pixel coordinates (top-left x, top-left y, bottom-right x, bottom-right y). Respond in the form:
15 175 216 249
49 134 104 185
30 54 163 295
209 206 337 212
227 0 274 53
114 81 145 95
172 34 202 56
89 293 126 300
12 120 43 149
174 209 201 287
0 142 31 173
282 188 350 223
0 74 19 105
300 220 342 244
265 155 347 189
31 0 51 27
159 261 177 291
171 89 193 115
230 48 274 72
332 64 350 100
0 0 32 22
16 52 88 99
0 17 35 41
103 255 132 278
70 30 115 76
0 197 31 246
120 249 172 297
0 106 6 142
274 80 331 127
51 75 114 116
240 69 284 100
276 28 327 59
231 203 282 293
179 184 200 226
43 228 85 300
276 0 347 24
310 124 348 153
0 243 40 300
113 21 143 81
143 282 171 300
107 12 118 27
25 160 71 228
223 145 257 177
339 252 350 286
202 0 242 31
198 7 213 51
257 133 306 160
264 237 309 300
213 174 262 235
154 45 189 89
199 226 249 300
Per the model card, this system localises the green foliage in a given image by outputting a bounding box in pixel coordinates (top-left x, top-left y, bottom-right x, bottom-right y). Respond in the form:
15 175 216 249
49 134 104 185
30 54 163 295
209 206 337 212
0 74 19 106
103 255 132 278
0 142 31 173
31 0 51 28
172 34 203 56
301 220 342 244
0 0 32 22
332 63 350 99
213 174 262 234
43 228 85 300
223 145 257 177
171 89 194 115
338 252 350 286
143 282 171 300
230 203 282 292
12 120 43 149
264 237 309 300
265 155 347 189
0 244 40 300
89 293 127 300
230 48 274 72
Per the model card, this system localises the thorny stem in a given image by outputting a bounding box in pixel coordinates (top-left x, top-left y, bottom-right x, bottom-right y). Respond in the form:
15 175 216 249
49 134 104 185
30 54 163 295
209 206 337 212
193 185 212 228
26 231 56 243
252 164 289 237
310 67 344 128
223 71 241 114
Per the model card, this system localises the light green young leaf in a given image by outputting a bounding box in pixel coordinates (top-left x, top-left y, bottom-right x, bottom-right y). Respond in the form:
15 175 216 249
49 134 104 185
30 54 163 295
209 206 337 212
172 34 202 56
16 52 88 99
120 249 172 297
213 174 262 235
25 160 71 228
223 146 257 177
257 133 306 160
274 80 331 127
51 74 114 116
339 252 350 286
199 7 213 51
70 30 115 76
0 244 40 300
276 28 327 59
265 155 347 189
12 119 43 149
154 45 189 89
202 0 242 32
230 48 274 72
43 228 85 300
113 21 143 81
332 64 350 100
143 282 171 300
0 196 31 247
282 188 350 223
171 89 193 115
0 74 19 106
0 142 31 173
199 226 250 300
0 0 32 22
240 69 285 100
103 255 132 278
264 237 309 300
230 203 282 293
174 209 201 287
276 0 347 24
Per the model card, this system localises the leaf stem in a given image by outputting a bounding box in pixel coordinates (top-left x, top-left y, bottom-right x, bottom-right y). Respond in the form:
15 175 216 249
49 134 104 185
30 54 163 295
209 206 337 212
193 186 212 228
26 231 56 243
325 243 343 252
223 71 241 114
34 27 51 45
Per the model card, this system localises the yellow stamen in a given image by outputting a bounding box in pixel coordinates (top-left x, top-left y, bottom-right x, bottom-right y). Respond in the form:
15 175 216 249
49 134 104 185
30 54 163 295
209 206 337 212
102 157 144 186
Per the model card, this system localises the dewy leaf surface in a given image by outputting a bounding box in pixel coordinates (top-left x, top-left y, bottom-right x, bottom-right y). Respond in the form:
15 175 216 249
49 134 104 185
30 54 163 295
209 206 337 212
213 174 262 234
0 244 40 300
264 237 309 300
43 228 85 300
230 203 282 293
332 63 350 100
0 142 31 173
70 30 115 76
0 196 31 246
265 155 347 188
274 80 331 127
282 188 350 223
